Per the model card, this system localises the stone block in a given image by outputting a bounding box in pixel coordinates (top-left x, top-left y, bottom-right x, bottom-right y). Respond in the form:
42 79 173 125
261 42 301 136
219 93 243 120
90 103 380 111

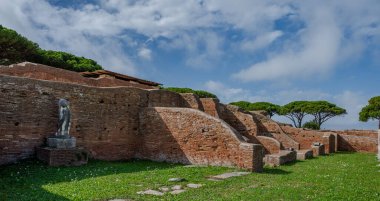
311 144 325 156
36 147 88 166
264 150 296 167
296 149 313 160
47 137 76 148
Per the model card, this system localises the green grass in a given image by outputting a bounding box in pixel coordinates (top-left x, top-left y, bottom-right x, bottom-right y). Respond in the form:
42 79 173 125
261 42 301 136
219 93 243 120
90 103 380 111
0 152 379 201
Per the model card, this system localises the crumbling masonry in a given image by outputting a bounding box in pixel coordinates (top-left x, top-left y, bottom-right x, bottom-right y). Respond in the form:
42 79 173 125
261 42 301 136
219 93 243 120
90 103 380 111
0 63 378 171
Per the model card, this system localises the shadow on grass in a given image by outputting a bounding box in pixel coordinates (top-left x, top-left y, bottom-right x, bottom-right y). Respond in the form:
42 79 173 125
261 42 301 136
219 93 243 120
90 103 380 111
262 168 291 175
0 159 182 201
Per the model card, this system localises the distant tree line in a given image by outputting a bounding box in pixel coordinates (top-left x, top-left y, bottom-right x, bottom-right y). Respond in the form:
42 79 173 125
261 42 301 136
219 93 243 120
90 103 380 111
0 25 102 72
230 100 347 130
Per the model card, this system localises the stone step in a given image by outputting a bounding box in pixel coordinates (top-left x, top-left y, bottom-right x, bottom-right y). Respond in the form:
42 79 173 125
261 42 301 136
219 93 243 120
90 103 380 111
263 150 296 167
296 149 313 160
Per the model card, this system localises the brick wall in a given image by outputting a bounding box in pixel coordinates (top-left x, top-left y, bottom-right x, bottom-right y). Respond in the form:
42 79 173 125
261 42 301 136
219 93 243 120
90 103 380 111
218 104 259 140
250 113 300 150
281 126 336 153
199 98 221 118
148 90 186 108
256 136 281 154
179 93 204 111
0 62 157 89
0 74 148 164
137 107 263 172
334 130 378 153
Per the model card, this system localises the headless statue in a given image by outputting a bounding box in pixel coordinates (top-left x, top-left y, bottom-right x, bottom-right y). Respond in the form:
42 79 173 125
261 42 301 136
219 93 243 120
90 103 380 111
57 99 71 138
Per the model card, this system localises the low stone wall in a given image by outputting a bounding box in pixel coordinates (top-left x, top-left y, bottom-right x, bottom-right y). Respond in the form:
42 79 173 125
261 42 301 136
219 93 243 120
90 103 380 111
137 107 264 172
0 74 148 165
334 130 378 138
337 134 377 153
0 62 157 89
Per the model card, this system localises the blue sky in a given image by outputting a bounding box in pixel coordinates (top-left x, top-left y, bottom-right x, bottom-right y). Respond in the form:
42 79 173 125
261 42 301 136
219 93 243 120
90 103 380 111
1 0 379 129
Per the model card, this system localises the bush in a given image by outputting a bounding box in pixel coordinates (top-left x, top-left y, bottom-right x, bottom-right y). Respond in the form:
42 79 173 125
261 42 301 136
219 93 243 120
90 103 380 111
163 87 217 98
302 121 320 130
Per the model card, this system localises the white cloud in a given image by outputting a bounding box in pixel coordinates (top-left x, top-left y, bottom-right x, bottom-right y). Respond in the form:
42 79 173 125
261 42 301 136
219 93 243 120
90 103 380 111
232 0 380 82
138 47 152 60
241 31 283 51
233 5 342 81
204 81 249 103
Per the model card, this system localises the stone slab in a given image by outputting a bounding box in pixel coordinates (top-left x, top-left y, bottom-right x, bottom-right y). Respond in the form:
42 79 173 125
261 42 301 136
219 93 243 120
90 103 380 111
209 172 250 180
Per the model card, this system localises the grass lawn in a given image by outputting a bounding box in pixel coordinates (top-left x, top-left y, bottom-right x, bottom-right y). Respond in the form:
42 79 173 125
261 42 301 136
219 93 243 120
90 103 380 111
0 152 379 201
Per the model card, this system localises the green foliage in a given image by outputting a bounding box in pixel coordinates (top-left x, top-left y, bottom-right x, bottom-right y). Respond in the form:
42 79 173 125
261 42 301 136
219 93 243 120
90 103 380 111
229 101 280 118
163 87 218 98
229 101 252 111
304 101 346 128
359 96 380 129
250 102 281 118
0 25 102 72
0 25 40 65
302 121 320 130
1 153 379 200
279 101 309 128
37 50 102 72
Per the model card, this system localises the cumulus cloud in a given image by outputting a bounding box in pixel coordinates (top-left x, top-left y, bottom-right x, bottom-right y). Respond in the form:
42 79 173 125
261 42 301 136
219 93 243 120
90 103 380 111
232 0 380 82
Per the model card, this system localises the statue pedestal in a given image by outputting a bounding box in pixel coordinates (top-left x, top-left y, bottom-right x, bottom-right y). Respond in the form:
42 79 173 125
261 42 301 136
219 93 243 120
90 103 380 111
36 147 88 166
47 137 76 148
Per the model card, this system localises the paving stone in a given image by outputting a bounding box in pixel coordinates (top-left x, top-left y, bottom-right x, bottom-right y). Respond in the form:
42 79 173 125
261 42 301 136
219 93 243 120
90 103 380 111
168 178 185 182
137 190 164 196
171 185 182 190
187 183 202 188
159 187 170 192
209 172 250 180
170 189 186 195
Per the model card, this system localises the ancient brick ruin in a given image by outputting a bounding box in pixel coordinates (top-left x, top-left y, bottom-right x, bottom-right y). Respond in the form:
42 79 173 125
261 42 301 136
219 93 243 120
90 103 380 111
0 62 378 171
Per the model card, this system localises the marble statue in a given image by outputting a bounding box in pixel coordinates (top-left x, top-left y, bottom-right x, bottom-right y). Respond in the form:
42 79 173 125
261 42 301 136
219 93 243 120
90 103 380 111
57 99 71 138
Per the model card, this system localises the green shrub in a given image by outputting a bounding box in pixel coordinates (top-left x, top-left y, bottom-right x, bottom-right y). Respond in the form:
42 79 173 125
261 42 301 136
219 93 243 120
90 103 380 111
163 87 217 98
302 121 320 130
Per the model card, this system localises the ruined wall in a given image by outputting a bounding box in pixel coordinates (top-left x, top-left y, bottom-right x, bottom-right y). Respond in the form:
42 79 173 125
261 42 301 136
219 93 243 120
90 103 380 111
147 90 186 108
0 74 148 165
218 104 259 140
281 126 336 153
250 113 300 150
179 93 204 111
199 98 221 118
0 63 157 89
256 136 281 154
335 130 378 153
138 107 263 172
